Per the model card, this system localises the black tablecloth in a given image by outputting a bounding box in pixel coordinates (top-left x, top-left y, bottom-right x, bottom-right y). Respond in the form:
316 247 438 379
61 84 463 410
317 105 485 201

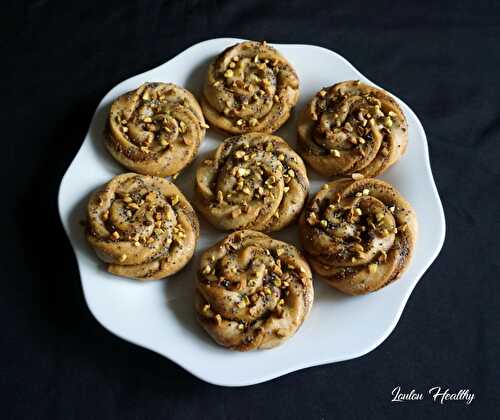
3 1 499 418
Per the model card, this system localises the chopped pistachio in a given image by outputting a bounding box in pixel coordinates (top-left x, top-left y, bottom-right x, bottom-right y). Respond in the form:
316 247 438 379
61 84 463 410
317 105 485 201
307 212 318 226
353 243 364 252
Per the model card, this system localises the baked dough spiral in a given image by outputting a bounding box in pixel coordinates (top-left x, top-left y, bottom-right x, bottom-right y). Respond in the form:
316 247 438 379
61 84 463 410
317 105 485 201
201 40 299 134
195 230 314 351
297 81 408 177
299 178 417 294
86 173 199 280
106 82 207 176
194 133 309 232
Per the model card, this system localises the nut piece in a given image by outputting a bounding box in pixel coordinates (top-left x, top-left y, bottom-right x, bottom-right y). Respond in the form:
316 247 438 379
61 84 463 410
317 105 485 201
170 195 180 206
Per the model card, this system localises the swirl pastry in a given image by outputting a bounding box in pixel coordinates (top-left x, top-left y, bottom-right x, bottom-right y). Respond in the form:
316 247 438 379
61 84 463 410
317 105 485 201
194 133 309 232
299 178 417 295
106 82 207 176
297 81 408 177
195 230 314 351
86 173 199 280
201 40 299 134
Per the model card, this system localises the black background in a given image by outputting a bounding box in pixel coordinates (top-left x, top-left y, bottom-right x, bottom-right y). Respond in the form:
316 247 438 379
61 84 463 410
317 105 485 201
2 1 499 419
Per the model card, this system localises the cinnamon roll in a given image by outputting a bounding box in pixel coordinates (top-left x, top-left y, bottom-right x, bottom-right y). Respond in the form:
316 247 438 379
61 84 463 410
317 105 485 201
299 178 417 294
297 81 408 177
195 230 314 351
194 133 309 232
201 40 299 134
106 83 207 176
86 173 199 280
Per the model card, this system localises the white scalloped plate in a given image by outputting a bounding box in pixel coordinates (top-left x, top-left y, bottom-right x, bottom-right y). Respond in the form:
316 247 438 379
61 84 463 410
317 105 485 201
58 38 445 386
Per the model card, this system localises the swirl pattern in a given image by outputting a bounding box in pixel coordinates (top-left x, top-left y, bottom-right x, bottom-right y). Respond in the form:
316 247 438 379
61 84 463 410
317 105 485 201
201 40 299 134
299 178 417 294
194 133 309 232
86 173 199 280
297 81 408 177
195 230 314 351
106 82 207 176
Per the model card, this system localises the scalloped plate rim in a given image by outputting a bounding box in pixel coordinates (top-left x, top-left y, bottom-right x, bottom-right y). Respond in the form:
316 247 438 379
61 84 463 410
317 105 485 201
58 37 446 387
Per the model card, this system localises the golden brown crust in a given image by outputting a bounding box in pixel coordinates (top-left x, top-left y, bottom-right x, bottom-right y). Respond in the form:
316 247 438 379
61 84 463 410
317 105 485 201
195 230 314 351
201 41 299 134
299 178 417 295
297 81 408 177
194 132 309 232
86 173 199 280
106 83 206 176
